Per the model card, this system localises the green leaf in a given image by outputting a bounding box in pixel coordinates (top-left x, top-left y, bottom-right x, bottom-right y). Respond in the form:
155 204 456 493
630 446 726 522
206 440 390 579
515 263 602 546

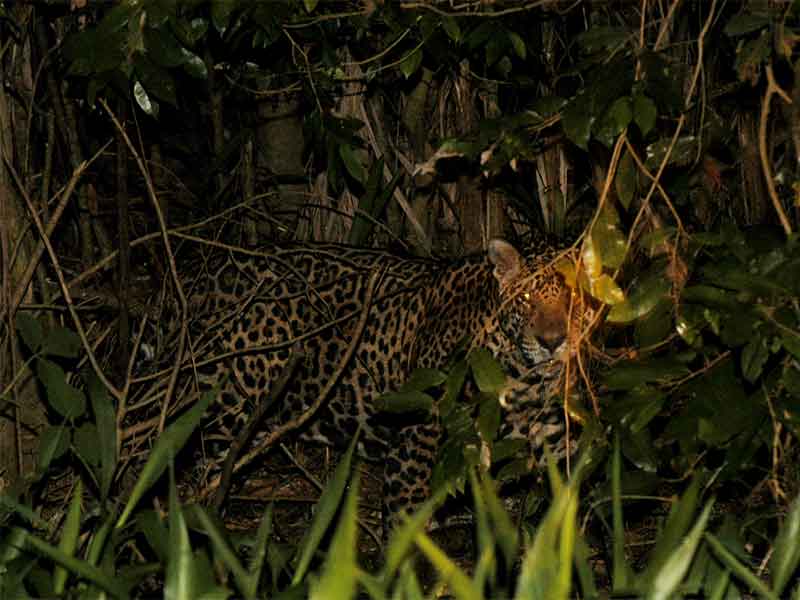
399 48 422 79
144 27 187 68
401 368 447 392
562 94 593 150
645 135 697 170
706 532 778 600
415 531 482 600
211 0 236 34
246 504 273 598
292 430 359 585
19 528 129 598
611 436 634 593
615 149 637 210
383 486 449 577
591 274 625 305
38 425 70 473
173 16 209 48
133 80 159 117
632 92 657 137
88 373 117 502
771 493 800 596
507 31 526 59
304 0 318 12
53 480 83 595
349 158 384 245
783 366 800 398
646 499 714 600
16 313 43 353
42 327 81 358
165 469 195 600
604 357 690 390
478 472 519 574
594 96 632 148
338 144 366 185
642 478 701 581
375 390 434 414
310 477 359 600
477 394 501 443
741 336 769 383
469 348 505 395
724 12 772 37
440 358 469 416
576 26 630 52
138 510 169 563
181 49 208 79
73 423 101 467
135 57 178 107
607 276 671 323
187 505 252 600
442 17 461 42
590 203 627 269
37 360 87 419
116 389 214 528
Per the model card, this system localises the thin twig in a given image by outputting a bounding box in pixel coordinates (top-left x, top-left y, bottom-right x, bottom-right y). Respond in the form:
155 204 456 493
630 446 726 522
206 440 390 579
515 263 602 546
99 99 189 432
759 65 794 236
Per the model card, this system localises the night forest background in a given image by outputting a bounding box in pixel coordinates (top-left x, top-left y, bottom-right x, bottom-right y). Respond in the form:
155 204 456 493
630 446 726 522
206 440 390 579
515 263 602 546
2 1 800 598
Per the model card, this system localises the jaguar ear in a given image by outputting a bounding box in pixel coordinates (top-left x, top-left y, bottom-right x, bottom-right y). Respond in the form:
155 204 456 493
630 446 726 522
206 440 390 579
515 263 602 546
488 239 522 286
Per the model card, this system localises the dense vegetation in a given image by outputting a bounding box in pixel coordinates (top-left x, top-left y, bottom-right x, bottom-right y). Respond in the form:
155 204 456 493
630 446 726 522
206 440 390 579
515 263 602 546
2 1 800 597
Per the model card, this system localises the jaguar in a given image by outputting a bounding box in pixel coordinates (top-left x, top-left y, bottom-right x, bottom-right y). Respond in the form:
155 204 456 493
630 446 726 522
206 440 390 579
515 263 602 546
180 236 593 522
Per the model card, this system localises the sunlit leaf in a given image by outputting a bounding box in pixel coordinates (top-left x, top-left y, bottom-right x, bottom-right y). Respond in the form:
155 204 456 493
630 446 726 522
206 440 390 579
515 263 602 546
133 80 158 117
399 48 422 79
310 477 359 600
607 276 670 323
591 274 625 305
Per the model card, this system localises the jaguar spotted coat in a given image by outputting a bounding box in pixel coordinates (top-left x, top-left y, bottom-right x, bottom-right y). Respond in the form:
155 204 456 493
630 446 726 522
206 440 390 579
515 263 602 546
184 238 591 520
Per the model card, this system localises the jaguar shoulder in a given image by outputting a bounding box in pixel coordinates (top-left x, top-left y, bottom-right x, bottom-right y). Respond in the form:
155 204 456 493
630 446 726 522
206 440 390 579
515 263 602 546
184 238 593 519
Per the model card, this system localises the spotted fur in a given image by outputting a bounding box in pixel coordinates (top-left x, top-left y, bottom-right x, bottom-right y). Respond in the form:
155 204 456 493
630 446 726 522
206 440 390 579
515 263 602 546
183 238 591 519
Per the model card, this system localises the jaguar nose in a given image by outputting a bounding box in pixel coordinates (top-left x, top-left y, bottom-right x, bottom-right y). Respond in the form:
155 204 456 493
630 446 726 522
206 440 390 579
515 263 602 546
538 333 565 353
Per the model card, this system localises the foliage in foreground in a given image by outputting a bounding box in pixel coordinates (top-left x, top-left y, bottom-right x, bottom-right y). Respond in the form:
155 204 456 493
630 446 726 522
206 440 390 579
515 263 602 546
2 392 800 600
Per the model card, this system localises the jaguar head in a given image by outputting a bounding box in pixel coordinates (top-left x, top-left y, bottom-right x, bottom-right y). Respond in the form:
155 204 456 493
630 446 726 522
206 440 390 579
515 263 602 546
488 238 590 369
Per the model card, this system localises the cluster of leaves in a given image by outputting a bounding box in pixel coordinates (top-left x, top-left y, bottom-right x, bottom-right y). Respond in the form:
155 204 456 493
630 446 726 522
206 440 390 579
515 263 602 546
4 369 800 600
6 316 117 503
377 347 530 498
602 225 800 512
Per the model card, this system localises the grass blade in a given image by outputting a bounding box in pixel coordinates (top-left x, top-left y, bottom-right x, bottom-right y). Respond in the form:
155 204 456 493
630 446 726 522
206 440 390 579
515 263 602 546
705 532 778 600
117 389 213 529
292 428 359 585
646 499 713 600
20 528 129 598
53 479 83 595
310 476 360 600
